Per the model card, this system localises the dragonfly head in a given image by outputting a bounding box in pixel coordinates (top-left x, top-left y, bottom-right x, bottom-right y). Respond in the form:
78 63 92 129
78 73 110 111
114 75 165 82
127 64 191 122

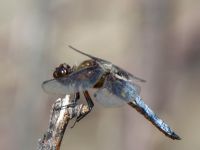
53 63 73 79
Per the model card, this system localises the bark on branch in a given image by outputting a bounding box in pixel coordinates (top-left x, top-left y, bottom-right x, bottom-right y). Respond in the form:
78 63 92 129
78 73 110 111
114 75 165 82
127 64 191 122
37 94 89 150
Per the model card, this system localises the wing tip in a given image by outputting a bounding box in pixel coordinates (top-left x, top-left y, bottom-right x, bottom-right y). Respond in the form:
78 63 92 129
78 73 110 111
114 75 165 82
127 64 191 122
140 79 146 82
134 77 146 83
68 45 74 50
68 45 83 54
41 80 48 93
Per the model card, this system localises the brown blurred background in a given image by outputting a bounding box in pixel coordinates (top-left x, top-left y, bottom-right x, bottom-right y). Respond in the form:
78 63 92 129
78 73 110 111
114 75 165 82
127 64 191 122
1 0 200 150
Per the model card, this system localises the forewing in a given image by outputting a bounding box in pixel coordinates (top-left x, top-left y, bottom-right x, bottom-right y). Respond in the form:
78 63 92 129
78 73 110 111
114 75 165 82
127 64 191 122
42 66 104 95
69 46 145 82
113 65 146 82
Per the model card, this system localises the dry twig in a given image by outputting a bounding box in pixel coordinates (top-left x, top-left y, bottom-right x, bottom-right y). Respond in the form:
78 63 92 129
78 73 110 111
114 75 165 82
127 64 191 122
37 94 89 150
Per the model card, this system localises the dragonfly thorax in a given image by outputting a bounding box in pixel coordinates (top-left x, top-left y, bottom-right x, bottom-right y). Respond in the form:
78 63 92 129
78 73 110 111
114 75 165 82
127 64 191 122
77 59 98 70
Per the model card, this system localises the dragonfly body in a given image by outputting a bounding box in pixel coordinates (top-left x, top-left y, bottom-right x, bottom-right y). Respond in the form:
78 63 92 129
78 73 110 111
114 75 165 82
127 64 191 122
42 46 181 140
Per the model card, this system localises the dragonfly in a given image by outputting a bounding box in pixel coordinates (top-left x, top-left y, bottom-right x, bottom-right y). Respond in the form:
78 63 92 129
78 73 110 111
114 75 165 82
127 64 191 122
42 46 181 140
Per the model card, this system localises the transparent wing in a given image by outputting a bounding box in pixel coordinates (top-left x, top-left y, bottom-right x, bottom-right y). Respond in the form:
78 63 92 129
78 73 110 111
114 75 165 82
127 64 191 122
69 45 100 60
42 66 104 95
94 88 125 107
69 46 146 83
94 73 141 106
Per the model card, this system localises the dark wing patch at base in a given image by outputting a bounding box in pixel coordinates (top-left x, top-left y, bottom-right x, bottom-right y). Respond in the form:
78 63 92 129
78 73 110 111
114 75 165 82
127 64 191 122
95 73 141 106
42 66 104 95
113 65 146 82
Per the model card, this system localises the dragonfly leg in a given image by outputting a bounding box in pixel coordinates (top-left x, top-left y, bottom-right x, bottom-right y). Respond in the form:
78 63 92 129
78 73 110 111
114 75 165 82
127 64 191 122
70 91 94 128
128 96 181 140
77 90 94 122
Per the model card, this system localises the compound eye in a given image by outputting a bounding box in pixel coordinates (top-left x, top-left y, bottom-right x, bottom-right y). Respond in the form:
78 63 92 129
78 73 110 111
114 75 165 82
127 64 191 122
61 68 67 75
53 64 72 79
61 63 71 69
53 71 59 78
